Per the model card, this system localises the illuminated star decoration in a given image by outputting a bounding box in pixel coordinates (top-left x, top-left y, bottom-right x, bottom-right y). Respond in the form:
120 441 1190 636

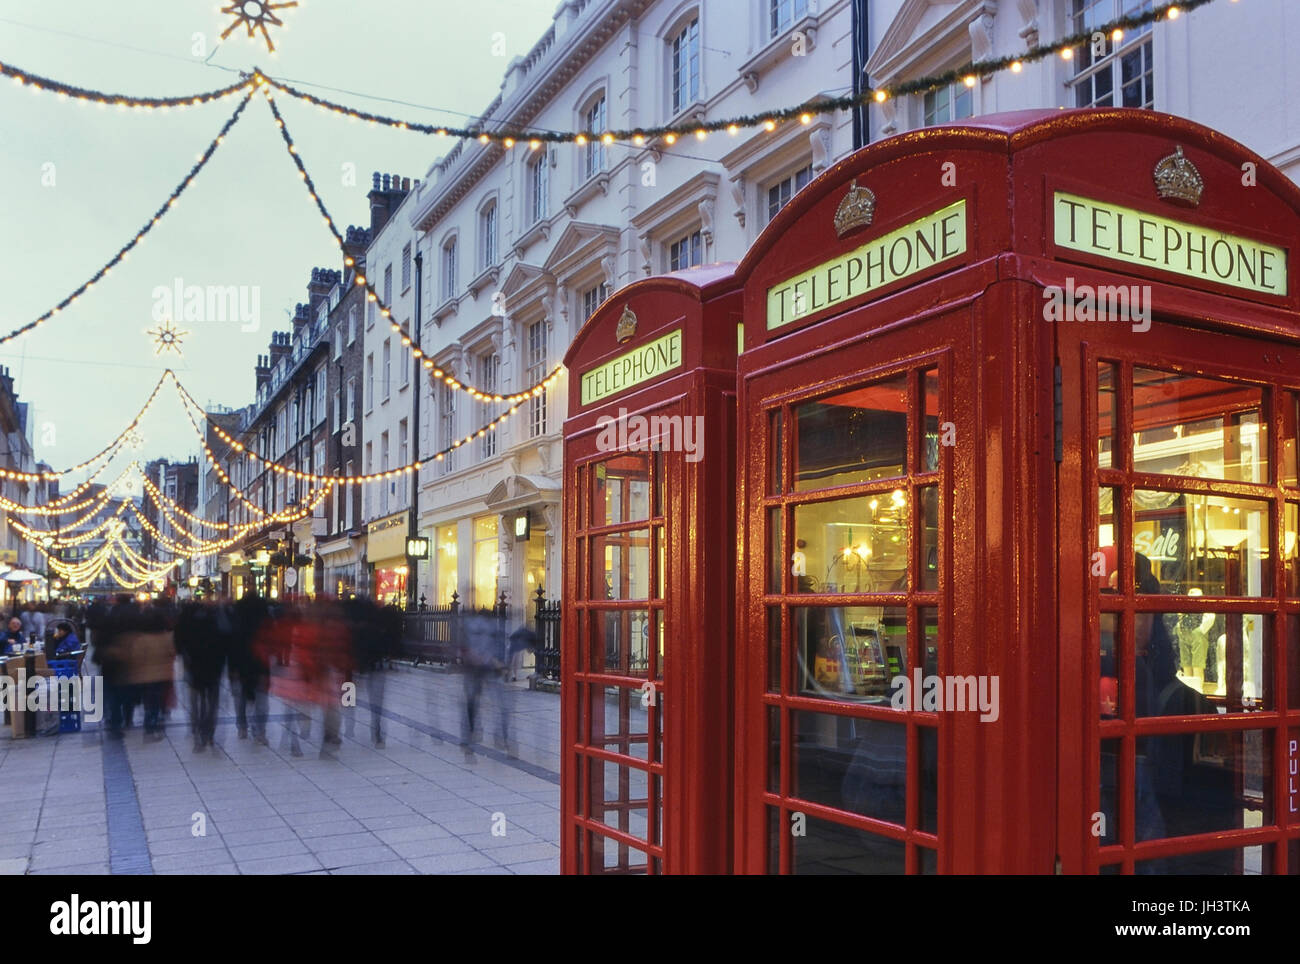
220 0 299 54
146 319 189 356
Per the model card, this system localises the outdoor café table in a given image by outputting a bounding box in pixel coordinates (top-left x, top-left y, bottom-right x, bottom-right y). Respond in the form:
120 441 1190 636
1 650 54 739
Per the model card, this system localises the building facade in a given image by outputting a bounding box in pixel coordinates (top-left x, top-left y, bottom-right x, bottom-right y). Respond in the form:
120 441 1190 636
864 0 1300 183
140 456 199 589
193 407 243 595
403 0 857 617
220 272 337 600
0 365 47 580
361 174 421 607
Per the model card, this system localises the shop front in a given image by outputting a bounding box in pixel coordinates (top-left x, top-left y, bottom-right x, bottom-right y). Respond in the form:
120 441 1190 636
319 534 362 600
730 108 1300 874
484 475 561 616
367 511 410 607
561 266 740 874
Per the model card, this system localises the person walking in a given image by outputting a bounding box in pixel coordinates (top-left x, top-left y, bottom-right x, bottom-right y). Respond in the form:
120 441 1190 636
458 609 506 762
122 603 175 742
231 591 271 743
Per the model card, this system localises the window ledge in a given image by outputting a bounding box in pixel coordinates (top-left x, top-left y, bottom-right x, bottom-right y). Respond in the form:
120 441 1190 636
513 215 556 258
563 172 610 218
664 99 707 132
431 295 459 325
739 14 819 92
467 265 500 298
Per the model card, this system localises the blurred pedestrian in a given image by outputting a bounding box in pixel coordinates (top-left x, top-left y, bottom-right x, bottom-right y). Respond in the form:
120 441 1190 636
97 595 138 736
459 610 508 761
122 603 175 742
231 590 271 743
342 595 390 747
508 622 538 683
175 602 228 752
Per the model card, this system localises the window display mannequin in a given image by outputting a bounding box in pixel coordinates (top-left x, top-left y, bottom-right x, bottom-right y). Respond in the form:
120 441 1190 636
1175 589 1212 687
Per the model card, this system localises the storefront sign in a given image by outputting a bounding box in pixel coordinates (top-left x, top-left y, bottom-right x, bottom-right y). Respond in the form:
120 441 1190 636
580 329 683 406
766 199 968 330
367 511 409 561
1052 192 1288 296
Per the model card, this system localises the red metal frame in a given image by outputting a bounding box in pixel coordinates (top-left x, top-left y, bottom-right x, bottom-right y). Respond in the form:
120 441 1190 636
561 266 740 874
556 108 1300 874
730 108 1300 874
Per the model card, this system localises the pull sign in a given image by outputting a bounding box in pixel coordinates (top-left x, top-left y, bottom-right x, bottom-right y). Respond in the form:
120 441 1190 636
1053 364 1064 464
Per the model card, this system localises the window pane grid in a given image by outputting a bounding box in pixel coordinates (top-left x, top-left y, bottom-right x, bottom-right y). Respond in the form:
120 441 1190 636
527 320 548 437
762 362 946 873
1093 354 1294 873
671 18 700 114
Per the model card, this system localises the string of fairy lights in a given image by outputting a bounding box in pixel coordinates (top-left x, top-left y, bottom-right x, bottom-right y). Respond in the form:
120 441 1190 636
0 0 1216 142
0 90 255 348
0 0 1220 355
0 0 1229 587
263 84 566 404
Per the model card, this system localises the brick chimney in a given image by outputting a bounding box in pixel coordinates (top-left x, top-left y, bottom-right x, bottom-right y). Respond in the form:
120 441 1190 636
307 267 339 317
292 302 310 341
368 171 413 236
268 331 291 369
255 354 271 393
343 225 370 274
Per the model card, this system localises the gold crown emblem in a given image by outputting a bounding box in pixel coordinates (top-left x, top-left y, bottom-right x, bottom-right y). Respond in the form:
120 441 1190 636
1153 146 1203 207
833 179 876 238
616 304 637 343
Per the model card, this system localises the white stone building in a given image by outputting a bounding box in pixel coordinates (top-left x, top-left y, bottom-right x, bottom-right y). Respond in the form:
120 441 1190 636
362 176 421 606
865 0 1300 183
401 0 857 615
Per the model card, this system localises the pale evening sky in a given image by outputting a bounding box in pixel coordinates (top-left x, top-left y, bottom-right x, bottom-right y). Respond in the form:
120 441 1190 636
0 0 556 494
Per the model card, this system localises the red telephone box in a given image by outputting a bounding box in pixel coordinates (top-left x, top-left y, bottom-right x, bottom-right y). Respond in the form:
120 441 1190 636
732 108 1300 874
561 265 740 874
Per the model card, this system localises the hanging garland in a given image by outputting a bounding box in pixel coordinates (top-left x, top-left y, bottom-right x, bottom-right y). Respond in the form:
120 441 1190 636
264 86 565 405
173 363 527 481
0 59 252 108
264 0 1213 142
0 90 255 347
0 0 1219 358
0 369 177 484
1 0 1217 145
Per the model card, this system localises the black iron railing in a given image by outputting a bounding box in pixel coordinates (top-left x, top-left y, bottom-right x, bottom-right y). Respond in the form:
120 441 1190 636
400 587 561 684
533 585 561 682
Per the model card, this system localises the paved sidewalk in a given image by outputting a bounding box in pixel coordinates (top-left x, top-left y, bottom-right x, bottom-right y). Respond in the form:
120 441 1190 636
0 663 560 875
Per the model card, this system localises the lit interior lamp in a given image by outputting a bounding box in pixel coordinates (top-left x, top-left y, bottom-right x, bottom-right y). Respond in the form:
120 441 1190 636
1208 529 1250 549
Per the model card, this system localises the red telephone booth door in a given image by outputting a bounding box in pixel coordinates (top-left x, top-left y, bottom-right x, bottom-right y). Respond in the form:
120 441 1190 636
564 436 671 873
561 270 739 875
736 304 986 874
1057 315 1300 874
